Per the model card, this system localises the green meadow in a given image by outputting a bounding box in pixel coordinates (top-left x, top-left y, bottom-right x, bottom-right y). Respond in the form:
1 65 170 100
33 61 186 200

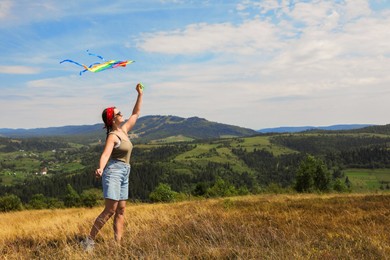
345 168 390 192
171 135 297 174
0 149 85 185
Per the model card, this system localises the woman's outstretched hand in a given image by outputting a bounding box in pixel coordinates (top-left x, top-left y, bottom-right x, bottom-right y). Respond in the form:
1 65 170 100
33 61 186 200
136 83 144 95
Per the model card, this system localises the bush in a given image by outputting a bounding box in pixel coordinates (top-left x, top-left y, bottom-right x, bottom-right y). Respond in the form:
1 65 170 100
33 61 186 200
333 179 350 192
192 182 208 196
173 192 193 202
81 188 101 208
265 183 285 194
237 186 250 195
46 197 65 209
0 194 23 212
28 194 48 209
206 177 238 198
149 183 177 203
26 194 65 210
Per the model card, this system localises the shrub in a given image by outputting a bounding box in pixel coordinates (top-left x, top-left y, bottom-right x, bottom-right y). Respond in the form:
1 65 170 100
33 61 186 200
26 194 65 210
0 194 23 212
265 183 285 194
333 179 349 192
46 197 65 209
81 188 101 208
206 177 237 198
192 182 208 196
149 183 177 203
28 194 48 209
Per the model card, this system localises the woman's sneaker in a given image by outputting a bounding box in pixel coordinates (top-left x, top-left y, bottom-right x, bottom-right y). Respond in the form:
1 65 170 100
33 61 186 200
81 237 95 252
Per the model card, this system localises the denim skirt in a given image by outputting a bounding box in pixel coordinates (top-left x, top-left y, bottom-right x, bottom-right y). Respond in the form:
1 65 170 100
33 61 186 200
102 159 131 201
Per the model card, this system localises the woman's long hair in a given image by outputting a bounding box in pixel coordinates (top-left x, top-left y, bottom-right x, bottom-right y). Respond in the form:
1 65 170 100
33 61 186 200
102 107 115 139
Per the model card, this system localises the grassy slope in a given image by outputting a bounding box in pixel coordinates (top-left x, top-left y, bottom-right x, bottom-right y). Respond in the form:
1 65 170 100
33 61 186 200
1 193 389 259
345 168 390 192
0 148 85 185
173 136 296 173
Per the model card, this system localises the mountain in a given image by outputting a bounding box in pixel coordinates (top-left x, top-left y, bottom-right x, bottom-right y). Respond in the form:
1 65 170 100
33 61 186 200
258 124 374 133
132 115 258 141
0 124 103 137
0 115 258 142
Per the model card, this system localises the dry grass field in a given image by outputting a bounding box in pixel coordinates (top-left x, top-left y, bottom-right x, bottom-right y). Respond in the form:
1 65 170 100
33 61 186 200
1 193 389 259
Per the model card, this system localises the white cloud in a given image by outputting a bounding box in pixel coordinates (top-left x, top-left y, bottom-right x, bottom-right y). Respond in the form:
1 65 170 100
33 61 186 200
343 0 372 20
0 0 12 19
289 1 335 27
137 20 281 55
0 65 41 74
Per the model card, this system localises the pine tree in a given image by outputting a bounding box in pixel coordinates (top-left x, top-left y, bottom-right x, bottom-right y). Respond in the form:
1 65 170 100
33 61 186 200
64 184 81 207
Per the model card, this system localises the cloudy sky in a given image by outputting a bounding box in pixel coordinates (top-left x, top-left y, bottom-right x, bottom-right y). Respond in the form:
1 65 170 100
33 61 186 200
0 0 389 130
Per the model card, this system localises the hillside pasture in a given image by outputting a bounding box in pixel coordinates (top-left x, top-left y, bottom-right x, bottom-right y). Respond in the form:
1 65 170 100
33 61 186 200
0 148 86 185
0 151 41 185
345 168 390 192
234 135 296 155
173 142 253 173
150 135 195 143
173 135 296 173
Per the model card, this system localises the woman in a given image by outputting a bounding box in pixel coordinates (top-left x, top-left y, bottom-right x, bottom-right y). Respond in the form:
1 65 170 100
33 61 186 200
82 83 143 251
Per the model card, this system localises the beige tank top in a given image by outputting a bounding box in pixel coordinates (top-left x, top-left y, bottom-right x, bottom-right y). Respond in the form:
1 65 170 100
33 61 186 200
109 132 133 164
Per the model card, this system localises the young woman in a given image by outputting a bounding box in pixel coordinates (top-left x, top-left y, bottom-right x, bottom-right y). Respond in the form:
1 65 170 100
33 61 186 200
82 83 143 251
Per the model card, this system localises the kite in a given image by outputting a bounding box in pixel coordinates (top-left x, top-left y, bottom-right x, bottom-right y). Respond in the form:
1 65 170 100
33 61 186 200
60 50 134 75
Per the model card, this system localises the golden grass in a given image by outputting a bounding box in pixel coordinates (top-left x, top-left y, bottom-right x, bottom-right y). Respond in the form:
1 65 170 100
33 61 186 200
1 193 389 259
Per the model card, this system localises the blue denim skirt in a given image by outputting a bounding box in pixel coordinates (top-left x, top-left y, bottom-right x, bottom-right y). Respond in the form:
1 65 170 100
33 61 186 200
102 159 131 201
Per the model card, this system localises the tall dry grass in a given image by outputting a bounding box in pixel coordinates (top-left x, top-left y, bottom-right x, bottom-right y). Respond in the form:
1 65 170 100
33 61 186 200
1 193 389 259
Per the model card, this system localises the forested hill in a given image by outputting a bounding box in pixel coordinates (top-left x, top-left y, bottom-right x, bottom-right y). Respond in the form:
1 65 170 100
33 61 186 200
132 115 258 142
0 115 258 142
348 124 390 135
301 124 390 135
258 124 374 133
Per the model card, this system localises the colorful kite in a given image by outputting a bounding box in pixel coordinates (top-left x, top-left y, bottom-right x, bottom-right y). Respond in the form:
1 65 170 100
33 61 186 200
60 50 134 75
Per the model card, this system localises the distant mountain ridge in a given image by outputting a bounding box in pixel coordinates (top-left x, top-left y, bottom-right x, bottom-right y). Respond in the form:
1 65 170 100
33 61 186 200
258 124 375 133
1 117 388 141
0 124 102 137
0 115 258 142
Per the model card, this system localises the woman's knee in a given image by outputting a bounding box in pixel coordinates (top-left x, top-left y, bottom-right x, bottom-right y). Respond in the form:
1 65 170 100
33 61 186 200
97 208 115 220
115 201 126 215
116 205 125 215
102 206 117 217
103 199 118 216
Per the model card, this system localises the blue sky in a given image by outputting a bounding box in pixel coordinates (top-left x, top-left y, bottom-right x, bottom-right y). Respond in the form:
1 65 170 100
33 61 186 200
0 0 389 130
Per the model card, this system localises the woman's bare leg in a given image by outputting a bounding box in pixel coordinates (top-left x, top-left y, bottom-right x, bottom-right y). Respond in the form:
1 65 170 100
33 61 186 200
89 199 118 239
113 200 126 242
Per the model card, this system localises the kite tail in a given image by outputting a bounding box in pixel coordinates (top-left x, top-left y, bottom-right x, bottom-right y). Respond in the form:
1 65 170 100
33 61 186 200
60 59 85 68
79 69 88 76
86 50 105 61
79 63 97 75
